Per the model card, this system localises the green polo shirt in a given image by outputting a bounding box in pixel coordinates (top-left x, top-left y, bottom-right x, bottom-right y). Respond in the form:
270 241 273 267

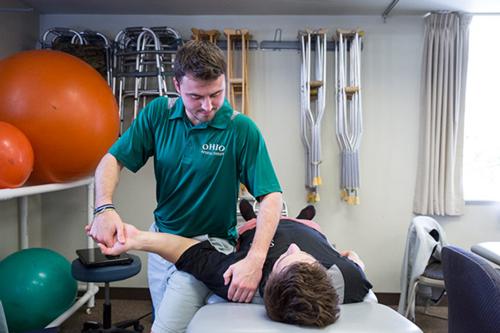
109 96 281 242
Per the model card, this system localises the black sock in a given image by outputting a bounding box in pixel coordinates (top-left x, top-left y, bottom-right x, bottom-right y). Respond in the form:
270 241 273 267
239 199 257 221
296 205 316 220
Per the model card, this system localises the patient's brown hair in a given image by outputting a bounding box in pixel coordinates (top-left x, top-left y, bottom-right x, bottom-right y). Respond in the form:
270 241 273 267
264 262 340 327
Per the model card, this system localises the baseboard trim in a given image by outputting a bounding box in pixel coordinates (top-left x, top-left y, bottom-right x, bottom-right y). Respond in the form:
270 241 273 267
375 292 400 305
375 292 448 306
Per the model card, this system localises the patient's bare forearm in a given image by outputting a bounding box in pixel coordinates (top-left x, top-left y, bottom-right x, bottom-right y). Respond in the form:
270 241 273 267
135 231 200 263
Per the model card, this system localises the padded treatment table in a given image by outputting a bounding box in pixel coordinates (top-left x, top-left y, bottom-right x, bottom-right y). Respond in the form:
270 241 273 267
471 242 500 266
187 302 423 332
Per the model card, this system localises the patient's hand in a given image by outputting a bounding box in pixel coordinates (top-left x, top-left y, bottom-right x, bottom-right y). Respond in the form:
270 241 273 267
340 250 365 271
98 223 140 256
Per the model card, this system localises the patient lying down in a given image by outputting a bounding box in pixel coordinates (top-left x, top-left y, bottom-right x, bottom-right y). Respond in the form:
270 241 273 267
97 200 372 328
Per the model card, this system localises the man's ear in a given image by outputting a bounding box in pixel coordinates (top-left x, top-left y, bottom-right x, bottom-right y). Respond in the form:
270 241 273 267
173 77 181 93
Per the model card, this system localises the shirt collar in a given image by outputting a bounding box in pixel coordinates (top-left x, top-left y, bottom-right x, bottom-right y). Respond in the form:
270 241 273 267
168 98 233 129
168 98 185 120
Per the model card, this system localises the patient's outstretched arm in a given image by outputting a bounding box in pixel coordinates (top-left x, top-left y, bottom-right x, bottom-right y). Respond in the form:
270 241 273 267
98 223 199 263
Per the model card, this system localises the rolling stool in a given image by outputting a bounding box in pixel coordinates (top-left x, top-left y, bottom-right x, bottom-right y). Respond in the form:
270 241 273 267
71 254 143 332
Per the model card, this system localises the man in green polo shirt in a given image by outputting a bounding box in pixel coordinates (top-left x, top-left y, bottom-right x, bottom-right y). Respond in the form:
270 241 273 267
87 40 283 332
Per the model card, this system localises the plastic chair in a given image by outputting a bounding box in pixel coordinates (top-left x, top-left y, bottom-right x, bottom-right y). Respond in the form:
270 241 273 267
442 245 500 333
398 216 447 320
71 254 144 333
404 260 446 319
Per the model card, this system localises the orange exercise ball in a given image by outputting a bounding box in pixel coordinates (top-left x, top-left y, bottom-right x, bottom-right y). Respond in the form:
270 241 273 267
0 50 119 184
0 121 34 189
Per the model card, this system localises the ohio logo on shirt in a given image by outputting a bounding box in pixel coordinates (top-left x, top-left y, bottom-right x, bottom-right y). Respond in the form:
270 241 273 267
201 143 226 156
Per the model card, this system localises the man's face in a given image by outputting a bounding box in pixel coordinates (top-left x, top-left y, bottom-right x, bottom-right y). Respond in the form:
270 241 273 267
272 243 317 274
174 74 226 125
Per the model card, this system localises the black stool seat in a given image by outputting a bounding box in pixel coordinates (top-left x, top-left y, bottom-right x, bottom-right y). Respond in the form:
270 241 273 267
72 254 141 282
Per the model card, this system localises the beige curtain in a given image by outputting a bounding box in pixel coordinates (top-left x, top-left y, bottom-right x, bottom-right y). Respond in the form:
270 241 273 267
414 13 472 216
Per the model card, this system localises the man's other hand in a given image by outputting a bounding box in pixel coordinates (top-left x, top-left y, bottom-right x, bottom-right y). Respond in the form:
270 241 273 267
223 256 263 303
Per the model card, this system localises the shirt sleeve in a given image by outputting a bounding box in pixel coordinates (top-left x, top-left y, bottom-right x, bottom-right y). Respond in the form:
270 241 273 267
233 114 282 199
108 97 166 172
175 241 238 300
334 256 373 303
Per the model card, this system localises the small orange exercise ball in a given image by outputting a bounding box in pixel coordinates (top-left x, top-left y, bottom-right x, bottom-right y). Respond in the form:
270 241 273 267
0 50 119 184
0 121 34 188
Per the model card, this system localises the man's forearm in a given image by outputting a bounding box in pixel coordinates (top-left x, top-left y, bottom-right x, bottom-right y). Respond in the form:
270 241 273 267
247 192 283 264
94 153 123 206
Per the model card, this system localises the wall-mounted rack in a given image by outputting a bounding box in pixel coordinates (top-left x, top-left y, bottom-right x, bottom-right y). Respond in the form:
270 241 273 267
260 40 338 51
215 39 259 50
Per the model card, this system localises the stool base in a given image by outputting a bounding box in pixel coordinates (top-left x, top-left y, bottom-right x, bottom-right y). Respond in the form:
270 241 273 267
82 318 144 333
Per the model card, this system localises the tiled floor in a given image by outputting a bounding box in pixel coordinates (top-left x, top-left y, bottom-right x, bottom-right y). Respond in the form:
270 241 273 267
60 299 448 333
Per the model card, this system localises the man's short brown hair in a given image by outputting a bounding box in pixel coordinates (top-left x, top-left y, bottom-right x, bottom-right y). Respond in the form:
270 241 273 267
264 262 340 327
174 40 226 82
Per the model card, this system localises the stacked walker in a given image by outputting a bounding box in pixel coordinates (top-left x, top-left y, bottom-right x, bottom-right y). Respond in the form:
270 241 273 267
113 27 182 133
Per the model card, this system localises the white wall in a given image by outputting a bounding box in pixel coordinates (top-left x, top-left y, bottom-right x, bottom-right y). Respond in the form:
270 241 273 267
0 7 40 257
1 13 497 292
0 7 39 58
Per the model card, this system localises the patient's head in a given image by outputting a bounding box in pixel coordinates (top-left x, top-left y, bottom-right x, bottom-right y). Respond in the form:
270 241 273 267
264 244 340 327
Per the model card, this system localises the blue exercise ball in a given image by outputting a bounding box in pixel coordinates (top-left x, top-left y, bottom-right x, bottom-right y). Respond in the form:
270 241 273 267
0 248 77 332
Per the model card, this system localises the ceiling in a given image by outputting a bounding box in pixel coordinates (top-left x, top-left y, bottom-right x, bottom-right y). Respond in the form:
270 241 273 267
4 0 500 16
